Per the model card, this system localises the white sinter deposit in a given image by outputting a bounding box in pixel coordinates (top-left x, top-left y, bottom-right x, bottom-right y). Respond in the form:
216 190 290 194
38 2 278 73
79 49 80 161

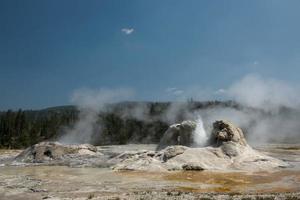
12 120 289 171
112 120 288 171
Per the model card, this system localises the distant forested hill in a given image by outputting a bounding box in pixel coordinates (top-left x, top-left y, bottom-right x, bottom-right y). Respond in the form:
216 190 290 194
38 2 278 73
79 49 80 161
1 100 299 149
0 101 239 149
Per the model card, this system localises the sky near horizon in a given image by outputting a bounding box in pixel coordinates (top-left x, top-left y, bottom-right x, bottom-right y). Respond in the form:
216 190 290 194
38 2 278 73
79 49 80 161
1 0 300 110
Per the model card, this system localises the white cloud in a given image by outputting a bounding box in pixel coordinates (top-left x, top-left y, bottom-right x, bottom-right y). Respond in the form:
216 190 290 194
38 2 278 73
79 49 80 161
214 88 226 95
165 87 177 93
173 90 184 95
166 87 184 96
121 28 134 35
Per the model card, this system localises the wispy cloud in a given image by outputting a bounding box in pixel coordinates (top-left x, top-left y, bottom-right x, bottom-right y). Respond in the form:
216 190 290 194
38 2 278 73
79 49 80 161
121 28 134 35
166 87 184 96
214 88 226 95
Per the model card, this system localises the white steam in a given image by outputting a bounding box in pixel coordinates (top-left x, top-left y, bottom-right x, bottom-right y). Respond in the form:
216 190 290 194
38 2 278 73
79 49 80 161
59 88 134 144
227 74 300 112
58 74 300 146
201 74 300 144
165 74 300 145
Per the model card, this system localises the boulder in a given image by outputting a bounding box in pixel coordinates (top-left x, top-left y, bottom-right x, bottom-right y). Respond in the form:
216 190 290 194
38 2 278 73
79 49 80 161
156 120 196 150
160 145 188 162
210 120 247 146
182 163 204 171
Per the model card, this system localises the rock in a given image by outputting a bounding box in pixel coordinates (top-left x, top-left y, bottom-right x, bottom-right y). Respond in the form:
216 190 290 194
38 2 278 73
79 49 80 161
110 150 167 171
156 120 196 150
15 142 99 163
160 145 188 162
220 141 243 157
211 120 247 146
182 163 204 171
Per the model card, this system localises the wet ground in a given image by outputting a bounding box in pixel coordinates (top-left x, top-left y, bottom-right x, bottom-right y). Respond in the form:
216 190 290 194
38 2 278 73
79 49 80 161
0 143 299 200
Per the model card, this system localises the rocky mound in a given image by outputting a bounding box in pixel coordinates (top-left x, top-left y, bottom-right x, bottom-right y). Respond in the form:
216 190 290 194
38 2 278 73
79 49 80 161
157 120 196 150
112 120 289 171
14 142 108 167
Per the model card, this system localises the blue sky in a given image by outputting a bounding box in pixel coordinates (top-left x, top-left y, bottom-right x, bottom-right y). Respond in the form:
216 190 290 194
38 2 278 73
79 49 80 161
1 0 300 109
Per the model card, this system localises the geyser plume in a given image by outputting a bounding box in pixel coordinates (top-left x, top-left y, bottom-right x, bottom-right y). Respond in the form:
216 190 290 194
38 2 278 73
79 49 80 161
192 116 208 147
59 88 134 144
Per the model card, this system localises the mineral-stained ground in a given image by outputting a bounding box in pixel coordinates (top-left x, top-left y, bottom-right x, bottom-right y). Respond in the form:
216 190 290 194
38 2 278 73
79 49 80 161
0 143 299 200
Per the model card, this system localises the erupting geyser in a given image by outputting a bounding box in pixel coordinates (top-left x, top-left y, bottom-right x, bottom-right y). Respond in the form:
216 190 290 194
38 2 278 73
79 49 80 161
112 119 289 171
193 116 208 147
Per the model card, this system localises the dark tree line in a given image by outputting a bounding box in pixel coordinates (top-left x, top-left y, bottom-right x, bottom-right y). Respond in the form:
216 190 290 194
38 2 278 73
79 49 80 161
0 106 78 149
98 113 169 145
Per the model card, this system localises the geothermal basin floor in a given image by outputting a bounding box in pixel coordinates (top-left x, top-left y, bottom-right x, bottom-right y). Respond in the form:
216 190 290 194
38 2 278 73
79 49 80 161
0 144 299 200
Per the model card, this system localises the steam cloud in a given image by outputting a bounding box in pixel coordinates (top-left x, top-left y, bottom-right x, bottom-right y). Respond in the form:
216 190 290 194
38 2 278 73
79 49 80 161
59 74 300 146
195 74 300 145
227 74 300 112
59 88 134 144
164 74 300 146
